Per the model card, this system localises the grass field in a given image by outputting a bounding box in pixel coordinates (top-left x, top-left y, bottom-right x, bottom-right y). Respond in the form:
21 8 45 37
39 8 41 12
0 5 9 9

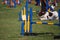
0 0 60 40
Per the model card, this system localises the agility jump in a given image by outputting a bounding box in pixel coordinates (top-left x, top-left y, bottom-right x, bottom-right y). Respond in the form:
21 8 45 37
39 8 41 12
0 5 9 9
20 8 60 35
18 0 60 35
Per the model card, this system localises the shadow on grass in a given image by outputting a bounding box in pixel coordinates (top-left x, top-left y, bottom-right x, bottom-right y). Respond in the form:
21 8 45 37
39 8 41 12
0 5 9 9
54 35 60 39
21 32 54 36
20 32 60 40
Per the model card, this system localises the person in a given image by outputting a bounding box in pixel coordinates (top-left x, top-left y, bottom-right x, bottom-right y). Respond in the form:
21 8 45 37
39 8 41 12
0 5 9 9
35 0 40 6
28 0 31 3
38 0 46 17
41 0 46 12
10 0 14 7
16 0 20 5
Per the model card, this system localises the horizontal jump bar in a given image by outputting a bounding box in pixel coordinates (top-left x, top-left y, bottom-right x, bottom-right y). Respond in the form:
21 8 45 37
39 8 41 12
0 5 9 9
31 22 59 26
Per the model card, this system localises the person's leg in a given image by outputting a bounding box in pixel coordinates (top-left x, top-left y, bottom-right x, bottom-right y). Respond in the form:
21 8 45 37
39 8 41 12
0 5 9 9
35 0 40 6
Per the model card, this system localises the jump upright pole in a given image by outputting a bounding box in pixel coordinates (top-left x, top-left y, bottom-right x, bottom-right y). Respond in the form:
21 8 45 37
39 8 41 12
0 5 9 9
30 7 33 33
19 0 28 21
25 0 28 21
58 9 60 26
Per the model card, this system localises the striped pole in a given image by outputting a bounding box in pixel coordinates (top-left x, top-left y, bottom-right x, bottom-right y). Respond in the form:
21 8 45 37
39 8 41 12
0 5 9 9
21 7 26 35
21 21 24 35
27 16 30 32
31 21 59 26
24 7 27 32
21 10 25 35
25 0 28 21
30 7 33 33
58 9 60 26
24 20 27 32
18 11 22 21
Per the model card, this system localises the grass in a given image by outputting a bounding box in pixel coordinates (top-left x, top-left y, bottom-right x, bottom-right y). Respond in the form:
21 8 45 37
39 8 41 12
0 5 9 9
0 0 60 40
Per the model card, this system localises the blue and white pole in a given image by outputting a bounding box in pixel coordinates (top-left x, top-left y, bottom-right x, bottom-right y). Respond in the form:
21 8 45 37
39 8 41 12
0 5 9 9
58 9 60 26
30 8 33 33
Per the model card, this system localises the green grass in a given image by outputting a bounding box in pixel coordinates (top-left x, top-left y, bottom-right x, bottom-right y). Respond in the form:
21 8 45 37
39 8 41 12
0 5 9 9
0 0 60 40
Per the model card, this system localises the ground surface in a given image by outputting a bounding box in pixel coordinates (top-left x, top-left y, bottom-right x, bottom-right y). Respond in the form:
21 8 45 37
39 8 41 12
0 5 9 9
0 0 60 40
